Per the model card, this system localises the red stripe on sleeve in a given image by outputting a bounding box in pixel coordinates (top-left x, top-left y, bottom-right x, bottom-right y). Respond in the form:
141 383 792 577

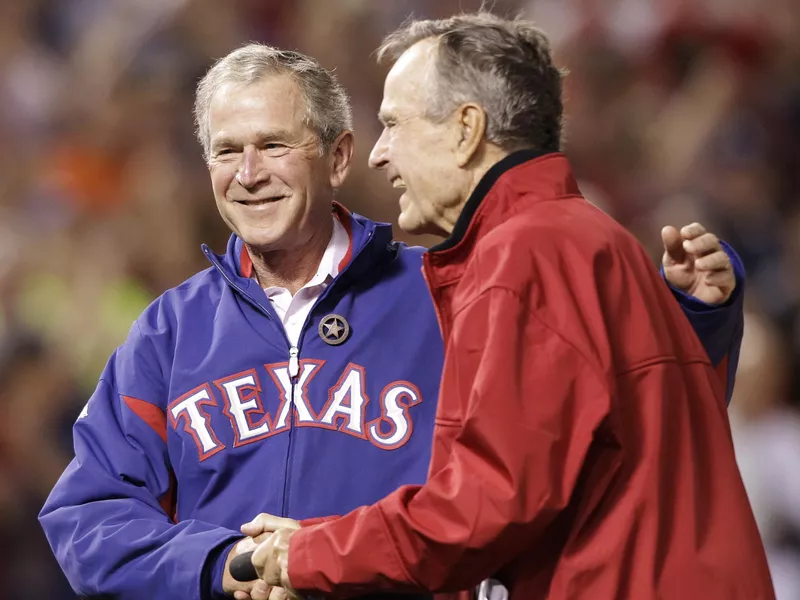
159 468 178 523
123 396 168 443
122 396 177 520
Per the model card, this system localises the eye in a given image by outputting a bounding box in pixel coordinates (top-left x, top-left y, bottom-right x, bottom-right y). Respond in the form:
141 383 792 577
378 116 395 129
263 143 285 151
216 148 237 156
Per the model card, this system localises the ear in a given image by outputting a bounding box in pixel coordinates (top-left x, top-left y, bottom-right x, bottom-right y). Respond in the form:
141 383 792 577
329 130 355 189
455 103 487 168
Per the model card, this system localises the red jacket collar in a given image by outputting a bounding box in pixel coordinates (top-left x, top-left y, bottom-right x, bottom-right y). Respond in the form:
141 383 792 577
424 151 581 285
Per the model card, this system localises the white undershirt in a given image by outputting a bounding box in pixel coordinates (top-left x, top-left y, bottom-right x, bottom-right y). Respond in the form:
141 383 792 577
259 217 349 346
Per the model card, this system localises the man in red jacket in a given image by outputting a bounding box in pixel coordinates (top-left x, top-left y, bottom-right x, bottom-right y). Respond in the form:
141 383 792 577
245 12 775 600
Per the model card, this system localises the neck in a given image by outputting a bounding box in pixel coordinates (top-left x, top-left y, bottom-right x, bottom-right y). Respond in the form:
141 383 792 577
247 219 333 295
439 145 511 237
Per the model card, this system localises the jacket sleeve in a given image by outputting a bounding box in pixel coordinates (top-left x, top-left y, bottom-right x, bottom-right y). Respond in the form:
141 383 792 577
38 321 242 600
663 241 745 403
287 286 610 598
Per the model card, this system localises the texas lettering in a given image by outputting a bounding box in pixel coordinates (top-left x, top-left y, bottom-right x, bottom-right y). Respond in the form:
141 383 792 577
166 360 423 459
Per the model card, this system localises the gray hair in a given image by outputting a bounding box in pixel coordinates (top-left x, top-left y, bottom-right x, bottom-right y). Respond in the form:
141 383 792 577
377 12 564 153
194 43 353 161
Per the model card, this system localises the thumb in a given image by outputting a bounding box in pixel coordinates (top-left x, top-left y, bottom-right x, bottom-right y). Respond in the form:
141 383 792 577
241 514 301 536
241 514 271 537
661 225 686 266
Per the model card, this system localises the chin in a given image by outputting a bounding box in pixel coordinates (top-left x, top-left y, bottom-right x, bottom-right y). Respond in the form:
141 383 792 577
237 227 286 252
400 215 443 238
398 211 424 236
397 220 424 236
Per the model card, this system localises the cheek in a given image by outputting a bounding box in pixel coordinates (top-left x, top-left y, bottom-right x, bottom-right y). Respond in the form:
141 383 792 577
272 160 309 190
407 138 448 181
210 167 234 197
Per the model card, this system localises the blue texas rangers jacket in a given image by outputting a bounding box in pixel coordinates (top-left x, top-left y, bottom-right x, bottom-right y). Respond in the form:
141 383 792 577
39 208 745 600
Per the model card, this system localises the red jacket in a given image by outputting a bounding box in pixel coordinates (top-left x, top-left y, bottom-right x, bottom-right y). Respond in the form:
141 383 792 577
288 152 774 599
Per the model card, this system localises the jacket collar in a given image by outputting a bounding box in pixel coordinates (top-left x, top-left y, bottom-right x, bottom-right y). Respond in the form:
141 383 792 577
203 202 392 286
425 151 581 284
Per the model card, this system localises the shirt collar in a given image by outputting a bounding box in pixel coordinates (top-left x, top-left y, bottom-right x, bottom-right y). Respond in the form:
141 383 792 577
261 215 349 296
310 215 349 284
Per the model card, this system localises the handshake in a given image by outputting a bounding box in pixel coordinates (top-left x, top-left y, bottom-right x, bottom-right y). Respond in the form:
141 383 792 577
223 514 303 600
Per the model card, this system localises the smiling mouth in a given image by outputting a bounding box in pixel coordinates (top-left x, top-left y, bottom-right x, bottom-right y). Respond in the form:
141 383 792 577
390 177 406 189
235 197 286 206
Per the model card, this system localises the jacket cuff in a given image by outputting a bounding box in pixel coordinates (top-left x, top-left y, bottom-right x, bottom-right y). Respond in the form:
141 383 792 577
203 537 242 599
288 526 322 596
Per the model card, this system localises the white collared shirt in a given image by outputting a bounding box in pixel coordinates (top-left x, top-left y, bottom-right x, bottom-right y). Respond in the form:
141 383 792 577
260 217 349 346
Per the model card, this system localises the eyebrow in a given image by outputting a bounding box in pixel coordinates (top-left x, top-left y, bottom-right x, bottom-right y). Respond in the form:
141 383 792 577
211 129 294 150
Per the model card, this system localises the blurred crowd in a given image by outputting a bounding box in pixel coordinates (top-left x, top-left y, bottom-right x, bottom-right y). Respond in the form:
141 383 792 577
0 0 797 598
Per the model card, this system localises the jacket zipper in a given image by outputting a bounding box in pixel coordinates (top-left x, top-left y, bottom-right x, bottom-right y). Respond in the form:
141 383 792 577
279 346 300 517
205 248 303 516
278 229 375 515
288 346 300 378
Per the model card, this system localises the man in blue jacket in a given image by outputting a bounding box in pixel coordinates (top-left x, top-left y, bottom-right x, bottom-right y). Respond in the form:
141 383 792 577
39 43 745 600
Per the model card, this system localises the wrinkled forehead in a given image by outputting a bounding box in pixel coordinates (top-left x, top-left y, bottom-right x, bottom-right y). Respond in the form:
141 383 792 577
208 75 307 134
210 74 301 114
381 39 439 113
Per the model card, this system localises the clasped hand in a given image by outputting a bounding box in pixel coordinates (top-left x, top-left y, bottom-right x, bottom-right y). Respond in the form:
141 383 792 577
223 513 302 600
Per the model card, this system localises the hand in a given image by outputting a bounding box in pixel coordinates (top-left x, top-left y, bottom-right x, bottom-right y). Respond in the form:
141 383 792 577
224 514 300 600
223 533 271 599
251 528 302 600
661 222 735 304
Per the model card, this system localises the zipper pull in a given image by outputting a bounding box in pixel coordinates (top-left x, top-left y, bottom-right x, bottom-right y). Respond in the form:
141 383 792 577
288 346 300 379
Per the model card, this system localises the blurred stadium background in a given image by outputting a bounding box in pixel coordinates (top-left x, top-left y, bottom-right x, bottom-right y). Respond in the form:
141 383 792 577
0 0 798 598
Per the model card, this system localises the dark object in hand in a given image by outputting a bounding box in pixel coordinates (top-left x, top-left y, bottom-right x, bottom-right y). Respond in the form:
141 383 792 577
230 551 257 582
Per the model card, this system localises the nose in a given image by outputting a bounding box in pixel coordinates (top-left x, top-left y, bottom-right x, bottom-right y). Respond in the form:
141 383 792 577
368 129 390 171
236 146 264 189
